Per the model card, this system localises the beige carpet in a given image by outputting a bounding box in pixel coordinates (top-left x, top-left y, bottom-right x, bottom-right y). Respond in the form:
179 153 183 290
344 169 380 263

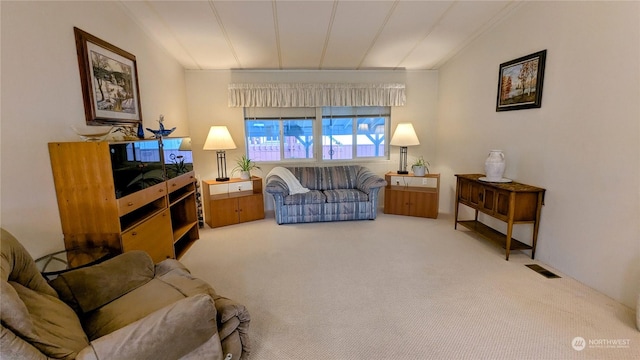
180 213 639 359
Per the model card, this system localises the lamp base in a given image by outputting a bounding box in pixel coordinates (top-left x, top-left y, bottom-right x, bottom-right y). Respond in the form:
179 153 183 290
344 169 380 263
397 171 409 174
215 177 230 182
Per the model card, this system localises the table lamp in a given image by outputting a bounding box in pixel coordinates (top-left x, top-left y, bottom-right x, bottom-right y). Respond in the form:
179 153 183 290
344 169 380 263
390 123 420 174
203 126 236 181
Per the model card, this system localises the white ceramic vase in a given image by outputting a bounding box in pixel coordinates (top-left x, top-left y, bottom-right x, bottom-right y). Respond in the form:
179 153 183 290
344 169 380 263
240 171 251 180
485 150 506 181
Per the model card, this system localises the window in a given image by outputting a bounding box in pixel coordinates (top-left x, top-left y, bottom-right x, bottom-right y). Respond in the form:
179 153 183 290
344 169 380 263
321 107 389 160
244 106 390 162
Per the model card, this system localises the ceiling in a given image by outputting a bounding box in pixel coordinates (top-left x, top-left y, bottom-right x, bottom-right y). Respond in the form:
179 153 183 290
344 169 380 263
119 0 522 71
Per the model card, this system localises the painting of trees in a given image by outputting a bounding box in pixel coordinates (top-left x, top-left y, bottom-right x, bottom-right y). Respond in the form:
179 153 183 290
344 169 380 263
75 27 142 124
91 51 135 113
496 50 546 111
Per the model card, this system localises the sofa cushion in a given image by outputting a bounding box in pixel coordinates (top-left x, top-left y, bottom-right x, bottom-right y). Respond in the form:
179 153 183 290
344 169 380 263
82 278 186 340
1 228 58 298
289 167 322 190
1 280 35 338
284 190 326 205
10 281 89 360
76 294 217 360
50 251 155 314
323 189 369 203
321 166 360 190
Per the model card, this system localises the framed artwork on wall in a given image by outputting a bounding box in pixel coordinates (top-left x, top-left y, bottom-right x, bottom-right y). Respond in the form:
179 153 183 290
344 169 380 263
74 27 143 125
496 50 547 112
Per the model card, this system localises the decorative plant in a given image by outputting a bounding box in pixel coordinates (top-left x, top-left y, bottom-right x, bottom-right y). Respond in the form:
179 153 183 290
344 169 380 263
412 156 430 174
169 153 188 175
233 155 261 174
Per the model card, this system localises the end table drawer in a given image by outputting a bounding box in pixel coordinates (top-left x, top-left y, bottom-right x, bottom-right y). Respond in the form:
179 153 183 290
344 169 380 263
118 182 167 217
167 171 196 193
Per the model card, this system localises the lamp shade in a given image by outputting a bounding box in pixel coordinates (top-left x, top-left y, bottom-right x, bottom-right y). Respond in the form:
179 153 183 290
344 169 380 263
203 126 237 150
390 123 420 146
178 137 192 151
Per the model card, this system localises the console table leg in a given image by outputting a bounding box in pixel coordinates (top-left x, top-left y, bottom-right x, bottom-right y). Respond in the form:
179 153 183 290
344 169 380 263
505 223 513 261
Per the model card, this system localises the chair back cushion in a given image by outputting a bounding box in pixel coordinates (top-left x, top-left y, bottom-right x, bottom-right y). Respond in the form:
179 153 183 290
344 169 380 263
0 228 88 359
1 228 57 297
9 281 89 359
51 251 155 314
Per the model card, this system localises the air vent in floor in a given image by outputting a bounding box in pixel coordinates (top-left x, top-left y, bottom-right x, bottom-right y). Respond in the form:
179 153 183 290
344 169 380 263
526 264 560 278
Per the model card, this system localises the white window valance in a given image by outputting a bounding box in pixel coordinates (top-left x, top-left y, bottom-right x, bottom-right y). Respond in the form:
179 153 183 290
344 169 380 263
228 83 405 107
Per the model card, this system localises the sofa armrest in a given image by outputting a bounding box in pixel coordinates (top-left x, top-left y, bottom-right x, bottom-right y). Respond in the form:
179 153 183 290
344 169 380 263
155 258 190 277
1 325 49 360
50 251 154 314
356 168 387 194
212 296 251 359
76 294 218 360
265 176 290 198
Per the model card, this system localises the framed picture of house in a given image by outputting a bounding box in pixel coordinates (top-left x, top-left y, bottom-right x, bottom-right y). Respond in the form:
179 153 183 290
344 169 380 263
496 50 547 112
74 27 142 125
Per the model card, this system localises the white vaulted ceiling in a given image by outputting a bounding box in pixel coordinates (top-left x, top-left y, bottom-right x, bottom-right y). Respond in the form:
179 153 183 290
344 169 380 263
119 0 522 70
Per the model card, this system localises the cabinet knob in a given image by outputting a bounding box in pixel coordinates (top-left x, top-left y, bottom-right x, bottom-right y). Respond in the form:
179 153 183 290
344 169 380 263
172 183 177 187
127 202 134 206
131 232 137 236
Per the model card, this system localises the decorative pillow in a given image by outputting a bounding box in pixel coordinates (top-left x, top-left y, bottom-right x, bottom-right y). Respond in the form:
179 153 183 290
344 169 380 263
77 294 217 360
50 250 154 314
0 280 35 338
10 281 89 360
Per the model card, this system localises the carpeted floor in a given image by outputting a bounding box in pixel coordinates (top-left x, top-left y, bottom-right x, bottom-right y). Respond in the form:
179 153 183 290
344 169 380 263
180 213 639 359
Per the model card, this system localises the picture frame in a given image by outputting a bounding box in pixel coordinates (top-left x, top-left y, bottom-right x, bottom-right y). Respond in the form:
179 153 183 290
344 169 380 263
74 27 143 125
496 50 547 112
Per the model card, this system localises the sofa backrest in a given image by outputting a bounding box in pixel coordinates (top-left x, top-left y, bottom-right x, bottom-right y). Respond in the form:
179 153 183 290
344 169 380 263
1 228 90 359
287 166 361 190
1 228 57 297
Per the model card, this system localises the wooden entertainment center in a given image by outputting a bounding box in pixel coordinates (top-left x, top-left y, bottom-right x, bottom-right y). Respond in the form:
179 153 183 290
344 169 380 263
48 139 199 263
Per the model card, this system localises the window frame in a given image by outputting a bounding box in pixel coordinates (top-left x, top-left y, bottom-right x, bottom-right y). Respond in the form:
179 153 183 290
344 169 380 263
243 106 391 164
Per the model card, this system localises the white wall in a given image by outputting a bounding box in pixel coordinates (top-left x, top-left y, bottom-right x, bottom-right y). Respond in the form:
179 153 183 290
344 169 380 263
437 1 640 308
0 1 189 256
185 69 439 210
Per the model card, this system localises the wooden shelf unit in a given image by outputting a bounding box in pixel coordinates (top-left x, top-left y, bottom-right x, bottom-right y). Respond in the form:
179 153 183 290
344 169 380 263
384 172 440 218
454 174 545 260
48 141 199 263
202 176 265 228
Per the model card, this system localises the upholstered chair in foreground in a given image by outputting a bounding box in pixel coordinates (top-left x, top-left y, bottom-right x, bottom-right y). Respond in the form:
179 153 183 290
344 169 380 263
1 228 250 360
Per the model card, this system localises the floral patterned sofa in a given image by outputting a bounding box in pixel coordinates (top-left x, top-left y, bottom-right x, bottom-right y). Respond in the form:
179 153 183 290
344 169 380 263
265 165 386 224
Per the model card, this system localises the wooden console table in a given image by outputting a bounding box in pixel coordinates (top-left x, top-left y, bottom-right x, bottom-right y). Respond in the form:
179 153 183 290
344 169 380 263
454 174 545 260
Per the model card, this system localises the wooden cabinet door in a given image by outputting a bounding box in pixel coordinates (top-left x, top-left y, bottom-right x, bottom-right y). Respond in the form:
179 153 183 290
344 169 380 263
238 194 265 223
210 197 239 228
122 209 174 263
481 187 496 213
385 189 411 216
494 190 511 219
469 181 482 207
385 189 407 215
408 191 438 218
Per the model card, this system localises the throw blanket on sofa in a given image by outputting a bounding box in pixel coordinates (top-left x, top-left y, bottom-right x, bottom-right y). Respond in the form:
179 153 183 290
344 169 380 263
266 167 310 195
